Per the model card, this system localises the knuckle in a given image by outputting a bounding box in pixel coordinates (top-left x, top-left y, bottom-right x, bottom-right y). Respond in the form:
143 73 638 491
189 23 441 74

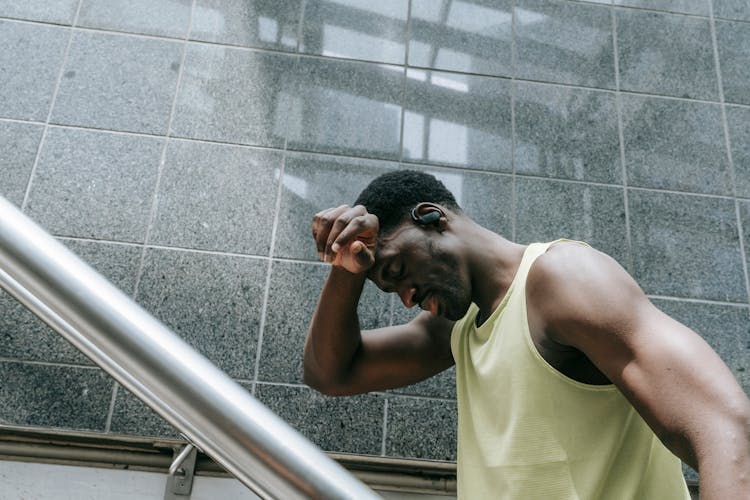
333 217 349 228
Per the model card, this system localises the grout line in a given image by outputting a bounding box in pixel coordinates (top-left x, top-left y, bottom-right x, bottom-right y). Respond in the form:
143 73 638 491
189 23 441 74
56 234 336 267
254 380 309 390
373 391 457 403
104 382 119 433
625 185 735 200
0 17 194 44
251 170 287 394
510 0 517 241
19 0 83 212
708 0 750 305
56 235 142 248
250 380 457 403
611 3 633 272
397 0 412 164
0 117 45 126
646 294 749 307
144 243 275 261
251 47 301 394
733 201 750 304
131 0 195 298
381 399 389 457
45 122 287 153
296 0 308 53
610 3 746 21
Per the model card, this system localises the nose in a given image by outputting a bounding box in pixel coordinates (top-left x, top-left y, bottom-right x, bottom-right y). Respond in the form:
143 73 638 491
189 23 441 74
397 286 417 308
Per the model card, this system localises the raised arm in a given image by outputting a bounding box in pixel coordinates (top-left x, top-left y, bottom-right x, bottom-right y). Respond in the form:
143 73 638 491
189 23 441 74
527 244 750 499
303 205 454 396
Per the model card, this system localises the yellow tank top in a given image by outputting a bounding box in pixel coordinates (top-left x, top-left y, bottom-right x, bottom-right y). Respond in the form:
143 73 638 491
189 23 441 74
450 241 691 499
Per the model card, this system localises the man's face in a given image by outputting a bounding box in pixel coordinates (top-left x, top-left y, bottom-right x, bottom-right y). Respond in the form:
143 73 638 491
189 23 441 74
367 222 472 321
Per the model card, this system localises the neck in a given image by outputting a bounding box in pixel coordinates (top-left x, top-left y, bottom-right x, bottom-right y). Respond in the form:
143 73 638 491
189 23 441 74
464 225 526 322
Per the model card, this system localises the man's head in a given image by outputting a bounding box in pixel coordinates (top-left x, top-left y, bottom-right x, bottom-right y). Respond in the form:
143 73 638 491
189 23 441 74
354 170 473 321
354 170 462 237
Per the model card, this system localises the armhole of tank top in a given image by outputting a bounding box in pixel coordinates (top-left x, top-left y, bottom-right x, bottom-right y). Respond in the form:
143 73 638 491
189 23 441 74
450 303 477 359
520 240 617 392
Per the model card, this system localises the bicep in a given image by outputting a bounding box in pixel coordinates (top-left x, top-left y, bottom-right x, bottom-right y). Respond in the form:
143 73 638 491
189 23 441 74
330 311 455 396
532 246 748 465
591 302 744 464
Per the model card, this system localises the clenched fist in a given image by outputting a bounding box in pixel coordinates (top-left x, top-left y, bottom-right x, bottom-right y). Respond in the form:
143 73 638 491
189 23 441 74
311 205 378 275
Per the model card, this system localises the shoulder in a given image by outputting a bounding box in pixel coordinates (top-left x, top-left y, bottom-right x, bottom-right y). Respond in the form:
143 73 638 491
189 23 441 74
526 242 648 344
527 242 622 294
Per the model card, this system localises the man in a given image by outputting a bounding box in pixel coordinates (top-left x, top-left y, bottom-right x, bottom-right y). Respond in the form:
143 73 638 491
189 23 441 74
303 170 750 499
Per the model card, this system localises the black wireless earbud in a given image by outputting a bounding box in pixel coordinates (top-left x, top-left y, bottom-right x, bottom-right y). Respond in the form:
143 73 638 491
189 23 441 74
411 207 441 226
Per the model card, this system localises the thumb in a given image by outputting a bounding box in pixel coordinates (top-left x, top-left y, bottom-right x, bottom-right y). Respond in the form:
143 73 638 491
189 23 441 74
351 241 375 269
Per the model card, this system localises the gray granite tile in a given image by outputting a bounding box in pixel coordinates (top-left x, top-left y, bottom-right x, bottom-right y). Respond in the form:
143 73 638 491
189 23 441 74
51 31 182 134
25 127 162 242
0 121 43 206
407 165 514 236
716 20 750 106
150 140 281 255
0 362 111 431
301 0 408 64
386 396 457 461
0 0 79 24
286 57 403 160
78 0 192 38
191 0 301 51
616 9 717 100
629 190 745 301
0 239 142 365
652 299 749 395
388 364 456 399
515 83 620 184
258 261 391 384
613 0 709 16
389 300 455 408
714 0 750 21
109 386 179 438
135 249 267 379
515 0 615 88
0 21 69 121
256 384 384 455
274 152 397 260
408 0 512 77
171 44 294 147
515 178 629 267
728 106 750 198
402 69 512 172
621 94 731 195
683 462 698 486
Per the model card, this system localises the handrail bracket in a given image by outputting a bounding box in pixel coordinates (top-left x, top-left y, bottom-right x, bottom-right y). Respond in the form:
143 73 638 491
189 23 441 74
164 443 198 499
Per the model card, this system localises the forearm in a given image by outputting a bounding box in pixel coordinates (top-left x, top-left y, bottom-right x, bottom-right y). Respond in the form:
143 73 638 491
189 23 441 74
303 266 367 390
696 420 750 500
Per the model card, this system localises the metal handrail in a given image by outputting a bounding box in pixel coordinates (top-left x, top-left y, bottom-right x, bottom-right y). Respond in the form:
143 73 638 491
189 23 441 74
0 196 379 500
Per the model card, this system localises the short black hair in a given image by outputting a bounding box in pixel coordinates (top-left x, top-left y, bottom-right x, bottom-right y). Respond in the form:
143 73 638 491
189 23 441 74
354 170 461 235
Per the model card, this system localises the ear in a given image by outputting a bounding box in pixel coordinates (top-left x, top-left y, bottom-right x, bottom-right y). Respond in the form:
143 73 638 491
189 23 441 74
411 202 448 232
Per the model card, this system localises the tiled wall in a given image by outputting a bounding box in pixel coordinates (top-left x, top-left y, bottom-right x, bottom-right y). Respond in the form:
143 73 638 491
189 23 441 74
1 0 749 477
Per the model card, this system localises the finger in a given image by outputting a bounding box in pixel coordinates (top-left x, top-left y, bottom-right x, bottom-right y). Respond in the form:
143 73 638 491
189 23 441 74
325 207 368 260
351 241 376 269
312 205 350 257
331 213 378 253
